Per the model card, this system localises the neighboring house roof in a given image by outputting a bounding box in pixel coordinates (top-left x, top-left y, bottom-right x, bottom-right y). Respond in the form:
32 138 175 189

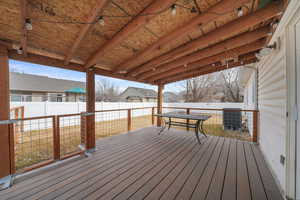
10 72 85 93
65 87 86 94
120 87 157 99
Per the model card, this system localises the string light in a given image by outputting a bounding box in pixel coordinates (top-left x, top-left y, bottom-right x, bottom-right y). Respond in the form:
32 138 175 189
98 16 105 26
17 47 23 55
25 18 33 30
171 4 177 16
237 7 244 17
29 3 250 25
272 19 279 29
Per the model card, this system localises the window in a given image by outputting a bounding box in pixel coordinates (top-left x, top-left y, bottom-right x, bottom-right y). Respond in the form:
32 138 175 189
57 94 63 102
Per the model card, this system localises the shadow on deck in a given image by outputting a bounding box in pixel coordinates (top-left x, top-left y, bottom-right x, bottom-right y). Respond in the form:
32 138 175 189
0 127 283 200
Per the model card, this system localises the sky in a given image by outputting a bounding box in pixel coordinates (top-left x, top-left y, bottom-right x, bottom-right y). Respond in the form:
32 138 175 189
9 59 184 93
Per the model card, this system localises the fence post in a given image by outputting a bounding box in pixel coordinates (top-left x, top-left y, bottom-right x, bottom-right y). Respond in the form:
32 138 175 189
53 116 60 160
152 107 155 125
252 111 258 143
9 123 15 174
128 109 132 132
186 108 190 131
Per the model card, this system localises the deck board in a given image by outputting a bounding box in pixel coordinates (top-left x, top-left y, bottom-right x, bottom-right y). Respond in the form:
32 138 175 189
0 127 284 200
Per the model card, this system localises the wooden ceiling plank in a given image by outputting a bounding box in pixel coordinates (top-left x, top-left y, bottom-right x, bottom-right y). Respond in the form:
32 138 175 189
19 0 28 57
114 0 250 73
64 0 110 65
84 0 176 69
128 1 282 77
162 56 257 84
140 27 269 81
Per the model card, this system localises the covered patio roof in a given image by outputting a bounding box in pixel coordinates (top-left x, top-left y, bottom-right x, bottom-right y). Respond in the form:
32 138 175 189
0 0 286 85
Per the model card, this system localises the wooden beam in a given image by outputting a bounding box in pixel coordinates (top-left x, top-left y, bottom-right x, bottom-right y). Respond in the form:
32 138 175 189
114 0 250 73
141 27 268 81
0 45 12 178
86 69 96 150
19 0 28 57
84 0 176 69
9 51 85 72
162 56 257 84
157 84 164 126
64 0 110 65
148 30 268 82
128 1 282 77
8 51 154 85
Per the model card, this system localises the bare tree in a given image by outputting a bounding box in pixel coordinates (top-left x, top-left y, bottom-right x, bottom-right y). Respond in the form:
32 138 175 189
221 68 243 102
96 78 120 102
181 74 216 102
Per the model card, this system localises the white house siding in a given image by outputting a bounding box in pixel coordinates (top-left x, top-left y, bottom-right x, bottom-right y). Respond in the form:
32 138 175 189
256 34 287 189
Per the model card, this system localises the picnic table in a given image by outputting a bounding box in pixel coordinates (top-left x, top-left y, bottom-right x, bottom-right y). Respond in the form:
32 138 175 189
155 112 211 144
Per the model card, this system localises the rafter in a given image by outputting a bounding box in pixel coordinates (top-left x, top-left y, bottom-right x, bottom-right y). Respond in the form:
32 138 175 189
139 27 268 81
146 27 269 82
19 0 28 57
64 0 110 65
147 42 264 82
84 0 176 69
113 0 250 73
128 1 282 77
161 55 257 84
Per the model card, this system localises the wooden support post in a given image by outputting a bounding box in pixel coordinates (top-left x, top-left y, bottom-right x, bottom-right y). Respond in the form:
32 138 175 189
127 109 132 132
86 69 95 151
253 111 258 143
157 84 164 126
186 108 190 131
53 116 60 160
152 107 155 125
0 45 13 178
21 106 24 132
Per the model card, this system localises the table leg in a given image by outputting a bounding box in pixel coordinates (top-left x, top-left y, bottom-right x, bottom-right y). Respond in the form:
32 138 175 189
167 117 171 130
158 117 167 135
199 120 208 138
195 120 201 145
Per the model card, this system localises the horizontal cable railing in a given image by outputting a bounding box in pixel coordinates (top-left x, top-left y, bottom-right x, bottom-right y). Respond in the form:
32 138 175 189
5 106 258 173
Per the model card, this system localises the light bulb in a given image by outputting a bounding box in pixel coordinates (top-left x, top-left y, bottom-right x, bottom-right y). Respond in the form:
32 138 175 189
98 16 105 26
17 47 23 55
25 18 32 30
237 7 243 17
171 5 177 16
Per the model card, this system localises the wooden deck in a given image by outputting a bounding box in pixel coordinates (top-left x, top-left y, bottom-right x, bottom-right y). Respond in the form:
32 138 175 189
0 127 283 200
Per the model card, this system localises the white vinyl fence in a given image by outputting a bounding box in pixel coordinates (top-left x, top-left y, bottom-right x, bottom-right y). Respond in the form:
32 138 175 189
11 102 245 118
10 102 245 132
